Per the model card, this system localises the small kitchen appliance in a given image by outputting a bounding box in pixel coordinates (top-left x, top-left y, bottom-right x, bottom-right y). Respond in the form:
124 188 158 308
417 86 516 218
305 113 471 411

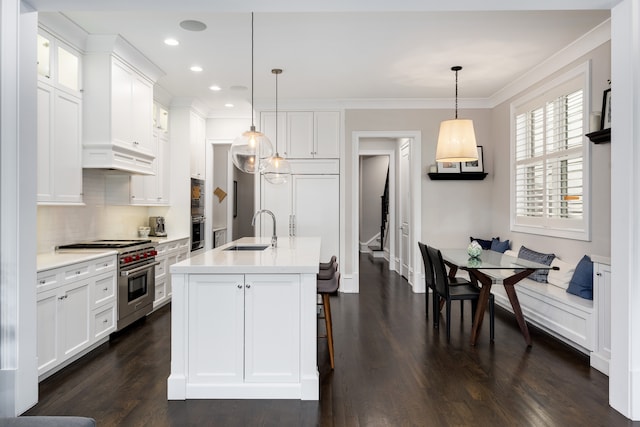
149 216 167 237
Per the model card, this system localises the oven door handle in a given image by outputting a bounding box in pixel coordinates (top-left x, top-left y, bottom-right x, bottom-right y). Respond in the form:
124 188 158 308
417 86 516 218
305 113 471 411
120 261 160 277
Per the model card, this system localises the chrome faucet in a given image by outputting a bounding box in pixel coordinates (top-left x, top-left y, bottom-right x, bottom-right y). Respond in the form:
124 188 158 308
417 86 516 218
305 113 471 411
251 209 277 248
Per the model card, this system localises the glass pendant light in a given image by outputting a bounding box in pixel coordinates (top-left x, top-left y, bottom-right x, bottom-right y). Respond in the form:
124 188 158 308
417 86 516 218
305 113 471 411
435 66 478 162
263 68 291 185
230 12 273 173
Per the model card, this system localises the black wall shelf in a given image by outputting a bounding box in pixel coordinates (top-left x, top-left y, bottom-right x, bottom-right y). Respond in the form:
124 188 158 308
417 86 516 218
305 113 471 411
428 172 488 181
586 128 610 144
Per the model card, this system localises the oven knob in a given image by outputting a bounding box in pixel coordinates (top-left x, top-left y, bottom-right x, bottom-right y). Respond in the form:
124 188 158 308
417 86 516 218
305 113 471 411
134 254 140 260
151 250 158 256
143 252 148 258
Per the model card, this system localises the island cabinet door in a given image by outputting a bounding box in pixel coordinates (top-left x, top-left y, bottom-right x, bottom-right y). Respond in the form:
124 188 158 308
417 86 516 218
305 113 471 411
187 274 245 384
244 274 301 383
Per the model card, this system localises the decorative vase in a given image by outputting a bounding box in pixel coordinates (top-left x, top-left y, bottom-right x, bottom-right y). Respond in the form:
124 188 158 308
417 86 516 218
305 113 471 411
467 240 482 258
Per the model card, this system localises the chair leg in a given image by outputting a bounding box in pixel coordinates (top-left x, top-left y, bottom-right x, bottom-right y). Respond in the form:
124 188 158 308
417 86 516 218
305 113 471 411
322 293 335 369
433 294 439 329
446 299 452 341
489 295 495 342
425 287 429 319
460 300 464 321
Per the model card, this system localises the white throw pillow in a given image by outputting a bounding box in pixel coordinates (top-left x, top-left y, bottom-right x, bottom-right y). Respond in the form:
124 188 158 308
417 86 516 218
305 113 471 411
547 258 576 290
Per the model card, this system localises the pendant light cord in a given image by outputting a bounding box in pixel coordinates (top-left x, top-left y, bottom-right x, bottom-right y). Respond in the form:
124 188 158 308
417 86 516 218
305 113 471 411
250 12 255 128
275 70 278 153
454 67 459 120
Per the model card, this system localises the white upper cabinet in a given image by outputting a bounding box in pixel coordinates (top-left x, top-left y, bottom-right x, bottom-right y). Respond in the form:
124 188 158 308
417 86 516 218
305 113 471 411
36 29 83 205
82 35 164 175
313 111 340 158
110 58 154 155
37 29 82 97
190 111 207 179
260 110 340 159
286 112 314 158
130 130 170 205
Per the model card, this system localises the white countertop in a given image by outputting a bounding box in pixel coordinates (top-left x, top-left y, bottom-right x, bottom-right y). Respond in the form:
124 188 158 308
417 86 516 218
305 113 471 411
171 236 321 274
150 235 190 244
37 249 118 272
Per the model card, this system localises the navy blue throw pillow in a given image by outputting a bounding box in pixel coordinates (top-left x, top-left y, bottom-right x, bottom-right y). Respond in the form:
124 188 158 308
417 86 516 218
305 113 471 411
517 246 555 282
470 236 498 250
490 238 510 253
566 255 594 300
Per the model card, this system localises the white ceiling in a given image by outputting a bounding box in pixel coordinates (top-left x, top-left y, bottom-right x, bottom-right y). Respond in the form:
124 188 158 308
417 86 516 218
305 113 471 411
31 1 613 117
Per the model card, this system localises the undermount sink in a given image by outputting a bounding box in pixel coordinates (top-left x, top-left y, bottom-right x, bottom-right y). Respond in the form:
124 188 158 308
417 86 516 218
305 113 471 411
224 244 270 251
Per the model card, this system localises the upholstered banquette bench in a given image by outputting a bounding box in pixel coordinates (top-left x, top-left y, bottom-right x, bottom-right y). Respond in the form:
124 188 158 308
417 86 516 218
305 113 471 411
486 245 595 355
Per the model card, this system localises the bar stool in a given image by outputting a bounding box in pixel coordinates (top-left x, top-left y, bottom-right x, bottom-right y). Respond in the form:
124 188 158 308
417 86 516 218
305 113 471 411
317 261 339 369
319 255 337 270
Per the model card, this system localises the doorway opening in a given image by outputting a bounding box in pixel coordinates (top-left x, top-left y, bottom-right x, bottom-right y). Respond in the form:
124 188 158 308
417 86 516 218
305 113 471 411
350 131 422 293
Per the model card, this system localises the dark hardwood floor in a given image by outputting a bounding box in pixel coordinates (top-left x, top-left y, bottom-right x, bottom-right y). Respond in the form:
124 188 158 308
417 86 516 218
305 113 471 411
26 254 635 426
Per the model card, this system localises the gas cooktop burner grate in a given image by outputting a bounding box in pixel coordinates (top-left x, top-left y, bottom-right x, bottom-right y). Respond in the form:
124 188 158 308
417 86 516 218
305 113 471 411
57 240 152 249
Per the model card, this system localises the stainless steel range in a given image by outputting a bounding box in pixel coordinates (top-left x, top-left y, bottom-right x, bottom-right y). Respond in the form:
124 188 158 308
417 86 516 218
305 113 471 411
57 240 158 330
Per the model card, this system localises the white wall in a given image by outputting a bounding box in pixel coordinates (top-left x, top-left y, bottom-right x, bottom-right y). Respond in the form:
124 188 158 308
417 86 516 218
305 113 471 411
345 108 494 275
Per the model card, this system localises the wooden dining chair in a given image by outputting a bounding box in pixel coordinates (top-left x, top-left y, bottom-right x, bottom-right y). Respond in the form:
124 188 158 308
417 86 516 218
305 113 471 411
419 242 472 322
427 245 495 342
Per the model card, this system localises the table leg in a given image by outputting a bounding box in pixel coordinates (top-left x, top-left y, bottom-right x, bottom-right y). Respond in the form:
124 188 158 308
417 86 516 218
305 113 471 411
467 270 492 346
503 269 536 347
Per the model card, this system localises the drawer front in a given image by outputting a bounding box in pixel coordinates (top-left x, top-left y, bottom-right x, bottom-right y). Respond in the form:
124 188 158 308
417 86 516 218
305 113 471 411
93 304 116 340
166 241 179 252
93 273 116 307
37 270 59 291
176 239 190 251
93 256 116 274
175 250 188 264
64 262 90 282
155 256 168 279
156 243 169 256
154 279 166 303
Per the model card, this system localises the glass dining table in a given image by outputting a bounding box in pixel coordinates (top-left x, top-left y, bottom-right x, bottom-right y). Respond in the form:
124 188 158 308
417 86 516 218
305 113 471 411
439 249 556 347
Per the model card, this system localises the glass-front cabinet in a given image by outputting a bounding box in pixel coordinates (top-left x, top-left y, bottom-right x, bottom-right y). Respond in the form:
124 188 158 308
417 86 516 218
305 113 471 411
37 29 81 96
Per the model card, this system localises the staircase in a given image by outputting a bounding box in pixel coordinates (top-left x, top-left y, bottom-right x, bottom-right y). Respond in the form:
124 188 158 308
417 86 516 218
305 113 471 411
368 168 389 258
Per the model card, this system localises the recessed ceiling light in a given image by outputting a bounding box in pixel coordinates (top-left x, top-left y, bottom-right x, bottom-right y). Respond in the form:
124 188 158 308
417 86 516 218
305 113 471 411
209 85 221 91
164 38 179 46
224 103 234 108
180 20 207 32
190 65 203 72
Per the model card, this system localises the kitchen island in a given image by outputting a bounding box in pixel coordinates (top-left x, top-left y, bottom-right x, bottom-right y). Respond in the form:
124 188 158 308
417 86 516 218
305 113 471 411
167 236 321 400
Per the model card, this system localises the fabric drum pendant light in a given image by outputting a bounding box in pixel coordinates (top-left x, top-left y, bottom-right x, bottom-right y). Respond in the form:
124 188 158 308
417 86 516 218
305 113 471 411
263 68 291 185
435 66 478 163
230 12 273 174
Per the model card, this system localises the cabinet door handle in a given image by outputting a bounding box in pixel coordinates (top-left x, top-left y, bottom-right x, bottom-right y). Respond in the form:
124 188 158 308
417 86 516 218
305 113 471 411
596 272 602 276
245 284 251 289
237 284 243 289
103 287 109 291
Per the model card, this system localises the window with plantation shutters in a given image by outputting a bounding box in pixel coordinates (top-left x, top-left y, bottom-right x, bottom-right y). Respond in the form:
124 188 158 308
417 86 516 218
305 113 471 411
511 64 591 241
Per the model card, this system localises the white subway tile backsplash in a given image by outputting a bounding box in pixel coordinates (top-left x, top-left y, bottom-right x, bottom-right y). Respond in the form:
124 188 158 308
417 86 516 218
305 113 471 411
37 170 152 253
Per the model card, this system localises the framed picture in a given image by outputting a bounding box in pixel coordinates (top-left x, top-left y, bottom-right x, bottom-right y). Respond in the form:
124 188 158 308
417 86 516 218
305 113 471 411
437 161 461 174
600 88 611 130
461 146 484 173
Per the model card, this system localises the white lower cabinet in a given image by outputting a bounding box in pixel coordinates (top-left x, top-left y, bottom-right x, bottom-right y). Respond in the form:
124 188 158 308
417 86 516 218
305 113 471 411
36 255 117 379
187 274 300 385
153 237 189 309
591 260 611 375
